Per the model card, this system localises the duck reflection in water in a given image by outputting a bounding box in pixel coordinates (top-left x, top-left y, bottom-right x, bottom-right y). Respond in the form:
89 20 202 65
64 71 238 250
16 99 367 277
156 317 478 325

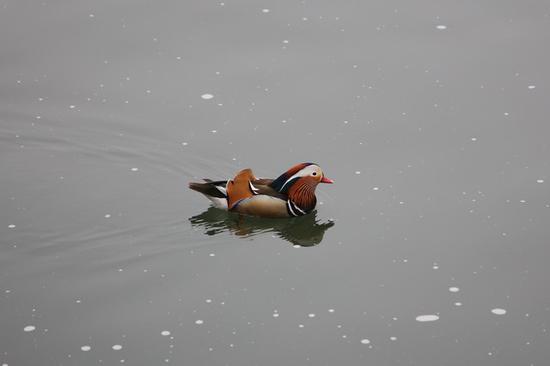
189 207 335 247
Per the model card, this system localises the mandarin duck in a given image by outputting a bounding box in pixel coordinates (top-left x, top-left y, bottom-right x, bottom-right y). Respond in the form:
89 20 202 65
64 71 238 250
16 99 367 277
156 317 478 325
189 163 333 218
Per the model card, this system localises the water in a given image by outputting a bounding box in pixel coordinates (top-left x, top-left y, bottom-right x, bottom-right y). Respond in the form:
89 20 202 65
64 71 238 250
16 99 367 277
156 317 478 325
1 1 549 365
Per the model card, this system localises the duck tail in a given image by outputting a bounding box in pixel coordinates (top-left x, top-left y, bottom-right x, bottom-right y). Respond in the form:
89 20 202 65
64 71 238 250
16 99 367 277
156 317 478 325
189 180 229 209
188 180 227 198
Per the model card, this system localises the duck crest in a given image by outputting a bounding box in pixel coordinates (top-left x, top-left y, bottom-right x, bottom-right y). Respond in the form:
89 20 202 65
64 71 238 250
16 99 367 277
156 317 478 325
270 162 315 193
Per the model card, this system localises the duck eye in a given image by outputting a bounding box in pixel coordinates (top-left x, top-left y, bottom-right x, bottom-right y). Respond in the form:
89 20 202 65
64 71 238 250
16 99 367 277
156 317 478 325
312 172 317 176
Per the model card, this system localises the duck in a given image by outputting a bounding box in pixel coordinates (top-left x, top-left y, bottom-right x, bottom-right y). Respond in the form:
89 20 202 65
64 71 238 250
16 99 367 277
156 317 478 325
189 162 333 218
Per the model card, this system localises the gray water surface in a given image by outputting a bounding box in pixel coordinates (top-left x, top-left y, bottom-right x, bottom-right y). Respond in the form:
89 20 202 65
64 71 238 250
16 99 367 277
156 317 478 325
1 1 549 365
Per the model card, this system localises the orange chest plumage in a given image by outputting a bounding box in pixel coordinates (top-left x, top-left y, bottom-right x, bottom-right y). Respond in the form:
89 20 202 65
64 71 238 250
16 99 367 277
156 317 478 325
287 177 318 213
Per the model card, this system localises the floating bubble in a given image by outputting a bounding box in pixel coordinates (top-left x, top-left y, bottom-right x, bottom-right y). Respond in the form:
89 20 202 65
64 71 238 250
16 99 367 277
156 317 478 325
416 314 439 322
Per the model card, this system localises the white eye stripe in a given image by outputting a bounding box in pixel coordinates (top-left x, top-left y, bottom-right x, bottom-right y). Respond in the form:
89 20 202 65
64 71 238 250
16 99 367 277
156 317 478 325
280 165 320 191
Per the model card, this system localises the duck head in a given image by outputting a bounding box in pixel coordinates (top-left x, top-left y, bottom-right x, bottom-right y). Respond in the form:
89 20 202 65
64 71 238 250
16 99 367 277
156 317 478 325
270 163 333 213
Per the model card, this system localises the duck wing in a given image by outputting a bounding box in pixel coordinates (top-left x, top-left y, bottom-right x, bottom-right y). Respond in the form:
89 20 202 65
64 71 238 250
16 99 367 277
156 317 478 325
250 181 287 200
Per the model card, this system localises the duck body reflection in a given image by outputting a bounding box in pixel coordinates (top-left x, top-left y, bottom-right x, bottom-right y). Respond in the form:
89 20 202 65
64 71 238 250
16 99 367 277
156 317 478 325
189 207 335 247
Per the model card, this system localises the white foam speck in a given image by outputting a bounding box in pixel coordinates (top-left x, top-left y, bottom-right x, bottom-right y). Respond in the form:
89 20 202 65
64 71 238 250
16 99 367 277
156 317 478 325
209 253 215 257
69 105 76 109
537 179 544 183
528 85 536 89
201 93 214 100
449 287 460 293
262 9 270 13
81 345 91 352
491 308 506 315
112 345 122 350
211 130 217 134
360 339 371 344
205 299 212 303
372 187 379 191
328 309 335 313
308 313 315 318
8 224 16 229
130 167 139 172
355 171 361 175
181 142 188 146
195 319 204 325
23 325 36 332
390 336 397 341
161 330 171 336
436 25 447 30
104 214 111 218
416 314 439 322
455 302 462 306
471 137 477 141
272 313 279 318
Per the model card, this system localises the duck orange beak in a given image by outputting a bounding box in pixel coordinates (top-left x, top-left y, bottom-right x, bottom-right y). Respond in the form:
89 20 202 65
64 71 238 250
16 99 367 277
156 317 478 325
321 176 334 184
